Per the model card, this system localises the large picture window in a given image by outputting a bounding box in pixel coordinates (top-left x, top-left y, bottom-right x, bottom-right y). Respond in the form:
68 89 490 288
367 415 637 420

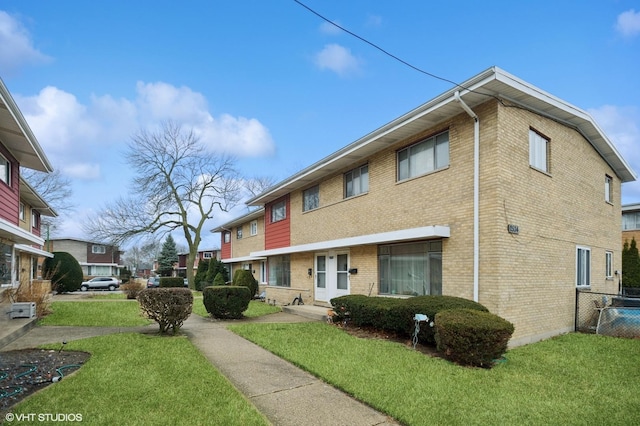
529 129 549 172
344 164 369 198
268 255 290 287
576 246 591 287
379 241 442 296
398 131 449 181
303 186 319 211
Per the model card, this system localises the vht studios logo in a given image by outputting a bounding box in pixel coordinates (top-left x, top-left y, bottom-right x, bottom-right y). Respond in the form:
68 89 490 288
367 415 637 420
5 413 83 422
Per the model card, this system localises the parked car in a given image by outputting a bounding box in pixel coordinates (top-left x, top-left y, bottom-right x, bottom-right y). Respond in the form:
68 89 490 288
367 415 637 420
80 277 121 292
147 277 160 288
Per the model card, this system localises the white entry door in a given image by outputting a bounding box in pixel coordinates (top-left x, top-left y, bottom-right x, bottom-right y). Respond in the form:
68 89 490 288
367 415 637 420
315 251 349 303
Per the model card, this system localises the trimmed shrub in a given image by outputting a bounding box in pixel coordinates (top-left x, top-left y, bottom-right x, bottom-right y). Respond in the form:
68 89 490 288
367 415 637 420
121 280 145 299
159 277 185 288
434 309 514 368
213 272 226 286
233 269 258 298
137 288 193 334
203 286 250 319
42 251 83 293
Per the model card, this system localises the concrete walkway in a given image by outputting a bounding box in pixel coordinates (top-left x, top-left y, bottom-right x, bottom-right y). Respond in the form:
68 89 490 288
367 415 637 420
0 299 398 426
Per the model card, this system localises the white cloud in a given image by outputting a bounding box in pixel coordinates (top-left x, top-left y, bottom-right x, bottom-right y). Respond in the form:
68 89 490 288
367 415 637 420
314 43 361 76
615 9 640 38
589 105 640 202
62 163 101 180
0 11 51 75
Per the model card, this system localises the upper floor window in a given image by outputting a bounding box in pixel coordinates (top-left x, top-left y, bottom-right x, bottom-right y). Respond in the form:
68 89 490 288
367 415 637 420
203 252 213 259
397 131 449 181
576 246 591 288
303 186 319 212
529 129 549 173
31 211 39 230
345 164 369 198
271 200 286 222
92 245 106 254
623 212 640 230
605 175 613 203
0 154 10 186
224 232 231 244
250 220 258 236
19 203 25 221
236 226 243 239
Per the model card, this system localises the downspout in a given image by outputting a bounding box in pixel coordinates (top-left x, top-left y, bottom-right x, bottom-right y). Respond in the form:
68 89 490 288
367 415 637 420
454 91 480 303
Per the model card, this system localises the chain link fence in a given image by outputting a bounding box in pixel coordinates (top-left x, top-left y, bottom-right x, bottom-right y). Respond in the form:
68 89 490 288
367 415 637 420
576 289 640 338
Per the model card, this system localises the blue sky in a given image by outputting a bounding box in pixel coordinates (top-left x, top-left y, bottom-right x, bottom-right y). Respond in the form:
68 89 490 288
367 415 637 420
1 0 639 250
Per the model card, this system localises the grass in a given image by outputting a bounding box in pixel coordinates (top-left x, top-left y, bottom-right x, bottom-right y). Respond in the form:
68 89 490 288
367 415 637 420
229 322 640 425
39 301 152 327
191 298 282 318
11 333 268 426
88 292 127 300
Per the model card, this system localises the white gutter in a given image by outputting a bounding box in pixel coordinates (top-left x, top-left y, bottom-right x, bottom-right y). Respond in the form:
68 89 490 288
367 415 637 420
455 91 480 303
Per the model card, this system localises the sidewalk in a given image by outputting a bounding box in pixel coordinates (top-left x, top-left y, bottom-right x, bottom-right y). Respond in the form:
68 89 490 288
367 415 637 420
1 302 398 425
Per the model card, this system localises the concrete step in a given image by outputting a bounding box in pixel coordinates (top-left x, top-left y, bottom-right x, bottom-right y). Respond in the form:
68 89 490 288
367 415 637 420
0 301 38 349
282 304 331 322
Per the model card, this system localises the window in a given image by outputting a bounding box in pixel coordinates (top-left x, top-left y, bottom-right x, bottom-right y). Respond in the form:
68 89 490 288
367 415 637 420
92 245 106 254
379 241 442 296
0 242 12 286
576 246 591 287
605 175 613 203
19 203 25 221
268 255 290 287
271 200 286 222
303 186 319 212
0 154 10 186
31 211 39 230
345 164 369 198
236 226 243 239
398 131 449 181
224 232 231 244
203 252 213 259
605 251 613 279
529 129 549 172
250 220 258 236
623 212 640 230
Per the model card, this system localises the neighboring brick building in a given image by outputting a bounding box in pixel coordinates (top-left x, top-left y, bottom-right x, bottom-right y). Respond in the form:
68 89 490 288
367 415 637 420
213 67 636 347
49 238 123 278
622 203 640 247
174 248 221 277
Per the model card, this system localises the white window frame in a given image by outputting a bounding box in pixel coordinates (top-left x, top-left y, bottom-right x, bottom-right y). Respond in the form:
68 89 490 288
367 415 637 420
203 252 213 259
236 226 243 240
605 175 613 203
271 200 286 223
31 211 39 230
0 154 10 186
345 164 369 198
622 212 640 230
303 185 319 212
397 131 449 181
250 220 258 236
529 128 549 173
92 245 106 254
19 203 25 221
605 251 613 279
576 246 591 288
224 232 231 244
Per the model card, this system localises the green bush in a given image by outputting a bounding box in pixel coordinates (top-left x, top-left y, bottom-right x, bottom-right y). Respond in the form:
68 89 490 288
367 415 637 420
330 294 488 344
213 272 226 286
203 286 250 319
233 269 258 298
159 277 185 288
137 288 193 334
434 309 514 368
42 252 84 293
194 258 210 291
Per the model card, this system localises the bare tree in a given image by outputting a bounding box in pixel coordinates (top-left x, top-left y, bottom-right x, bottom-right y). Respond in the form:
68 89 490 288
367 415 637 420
21 168 74 235
83 121 241 289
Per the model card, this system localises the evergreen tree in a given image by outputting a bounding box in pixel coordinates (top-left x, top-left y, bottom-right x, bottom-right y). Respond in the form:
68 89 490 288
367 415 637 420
194 258 210 291
622 237 640 288
157 235 178 277
206 258 229 284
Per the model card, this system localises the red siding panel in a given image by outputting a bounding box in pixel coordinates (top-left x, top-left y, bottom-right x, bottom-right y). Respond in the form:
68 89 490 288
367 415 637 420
265 196 291 250
220 232 231 259
0 148 19 225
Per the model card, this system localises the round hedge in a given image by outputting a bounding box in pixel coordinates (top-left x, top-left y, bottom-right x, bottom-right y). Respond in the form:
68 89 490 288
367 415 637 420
42 251 83 293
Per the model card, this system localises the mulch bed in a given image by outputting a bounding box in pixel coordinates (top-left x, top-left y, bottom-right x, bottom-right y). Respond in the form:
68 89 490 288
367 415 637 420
1 349 90 415
336 323 441 357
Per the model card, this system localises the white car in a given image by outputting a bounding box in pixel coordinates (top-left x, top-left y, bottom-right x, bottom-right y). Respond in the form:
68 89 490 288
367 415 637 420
80 277 121 291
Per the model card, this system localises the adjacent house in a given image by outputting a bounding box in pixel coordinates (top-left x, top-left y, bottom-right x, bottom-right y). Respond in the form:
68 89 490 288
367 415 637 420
49 238 123 278
213 67 636 346
0 77 56 295
174 248 221 277
622 203 640 246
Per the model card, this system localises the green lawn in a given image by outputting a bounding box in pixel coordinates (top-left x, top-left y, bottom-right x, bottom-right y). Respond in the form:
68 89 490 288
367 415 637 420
11 333 268 426
192 298 281 318
39 301 152 327
230 322 640 425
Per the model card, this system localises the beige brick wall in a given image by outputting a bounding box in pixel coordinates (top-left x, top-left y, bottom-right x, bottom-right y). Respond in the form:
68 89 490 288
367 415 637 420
231 216 265 258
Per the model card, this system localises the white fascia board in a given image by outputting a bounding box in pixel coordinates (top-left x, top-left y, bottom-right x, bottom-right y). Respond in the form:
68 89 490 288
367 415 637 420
0 218 45 246
251 225 450 257
220 255 267 264
14 244 54 258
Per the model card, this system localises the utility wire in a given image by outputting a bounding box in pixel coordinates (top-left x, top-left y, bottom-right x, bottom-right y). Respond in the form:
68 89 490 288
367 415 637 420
293 0 492 97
